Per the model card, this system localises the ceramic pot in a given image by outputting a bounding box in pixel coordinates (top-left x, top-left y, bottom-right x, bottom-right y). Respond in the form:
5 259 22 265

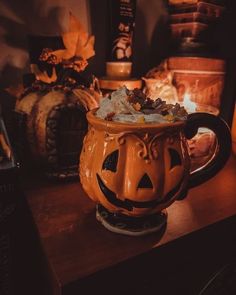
79 111 231 235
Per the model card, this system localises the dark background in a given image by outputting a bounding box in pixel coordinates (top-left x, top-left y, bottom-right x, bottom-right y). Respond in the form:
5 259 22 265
0 0 236 126
0 0 234 80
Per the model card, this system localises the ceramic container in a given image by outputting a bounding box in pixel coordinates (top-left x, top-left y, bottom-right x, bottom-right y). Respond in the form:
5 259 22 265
168 57 225 108
79 110 231 235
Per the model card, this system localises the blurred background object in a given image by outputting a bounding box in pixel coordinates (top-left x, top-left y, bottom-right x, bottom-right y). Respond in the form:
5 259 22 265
232 104 236 154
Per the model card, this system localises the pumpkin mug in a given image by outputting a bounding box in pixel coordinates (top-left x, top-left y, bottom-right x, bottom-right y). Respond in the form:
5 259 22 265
79 111 231 236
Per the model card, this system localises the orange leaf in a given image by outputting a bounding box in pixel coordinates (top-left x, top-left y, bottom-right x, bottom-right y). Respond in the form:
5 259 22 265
61 31 78 56
69 12 95 60
50 31 78 62
69 12 86 33
76 35 95 60
40 12 95 70
31 64 57 84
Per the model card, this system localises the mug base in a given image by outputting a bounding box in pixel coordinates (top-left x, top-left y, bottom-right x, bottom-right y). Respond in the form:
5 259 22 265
96 204 167 236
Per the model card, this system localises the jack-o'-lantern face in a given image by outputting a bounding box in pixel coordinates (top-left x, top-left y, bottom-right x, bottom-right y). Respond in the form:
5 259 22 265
79 112 191 217
93 131 189 216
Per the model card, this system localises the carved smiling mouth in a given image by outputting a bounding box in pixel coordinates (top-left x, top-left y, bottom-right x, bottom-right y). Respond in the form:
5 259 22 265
96 174 183 211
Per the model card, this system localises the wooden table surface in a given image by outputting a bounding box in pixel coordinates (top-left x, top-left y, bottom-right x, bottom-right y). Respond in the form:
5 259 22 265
24 154 236 295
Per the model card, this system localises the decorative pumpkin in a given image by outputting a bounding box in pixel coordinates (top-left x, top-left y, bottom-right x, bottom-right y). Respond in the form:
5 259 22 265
79 110 231 235
80 113 190 216
80 111 189 217
14 13 101 178
15 87 99 178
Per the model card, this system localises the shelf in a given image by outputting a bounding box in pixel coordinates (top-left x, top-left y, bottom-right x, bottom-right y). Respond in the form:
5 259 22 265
24 154 236 294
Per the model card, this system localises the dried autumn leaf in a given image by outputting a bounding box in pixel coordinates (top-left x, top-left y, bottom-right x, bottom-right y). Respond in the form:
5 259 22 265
50 32 79 63
50 13 95 64
69 12 86 34
76 35 95 60
31 64 57 84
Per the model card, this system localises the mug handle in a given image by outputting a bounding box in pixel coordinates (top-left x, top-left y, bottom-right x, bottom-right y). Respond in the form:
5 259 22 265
184 112 232 189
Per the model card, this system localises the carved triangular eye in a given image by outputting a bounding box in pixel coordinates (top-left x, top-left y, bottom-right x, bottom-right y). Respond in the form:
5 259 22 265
169 148 182 169
102 150 119 172
138 173 153 189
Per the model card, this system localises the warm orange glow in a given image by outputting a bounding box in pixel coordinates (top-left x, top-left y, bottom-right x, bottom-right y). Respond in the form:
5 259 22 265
183 92 196 113
40 13 95 68
169 0 199 3
232 105 236 155
30 64 57 84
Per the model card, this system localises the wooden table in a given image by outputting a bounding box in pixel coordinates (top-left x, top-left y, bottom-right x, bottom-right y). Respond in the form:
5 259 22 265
24 154 236 295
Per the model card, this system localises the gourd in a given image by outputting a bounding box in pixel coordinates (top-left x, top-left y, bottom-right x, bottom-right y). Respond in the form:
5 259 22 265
15 86 99 178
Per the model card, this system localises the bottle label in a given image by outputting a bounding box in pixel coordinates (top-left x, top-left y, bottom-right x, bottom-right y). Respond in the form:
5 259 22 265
108 0 136 62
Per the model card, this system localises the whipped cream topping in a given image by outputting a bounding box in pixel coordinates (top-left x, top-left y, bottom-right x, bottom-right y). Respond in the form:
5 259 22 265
96 87 188 123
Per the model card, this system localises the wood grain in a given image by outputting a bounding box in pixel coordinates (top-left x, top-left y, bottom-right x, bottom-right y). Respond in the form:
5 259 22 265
25 154 236 293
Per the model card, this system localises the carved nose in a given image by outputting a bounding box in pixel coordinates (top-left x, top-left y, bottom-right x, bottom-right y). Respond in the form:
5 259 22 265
138 173 153 189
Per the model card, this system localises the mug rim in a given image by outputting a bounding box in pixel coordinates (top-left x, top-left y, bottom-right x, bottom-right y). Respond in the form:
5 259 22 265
86 109 186 132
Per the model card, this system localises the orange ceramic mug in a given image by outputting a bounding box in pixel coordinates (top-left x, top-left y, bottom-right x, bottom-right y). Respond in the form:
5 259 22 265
79 111 231 235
